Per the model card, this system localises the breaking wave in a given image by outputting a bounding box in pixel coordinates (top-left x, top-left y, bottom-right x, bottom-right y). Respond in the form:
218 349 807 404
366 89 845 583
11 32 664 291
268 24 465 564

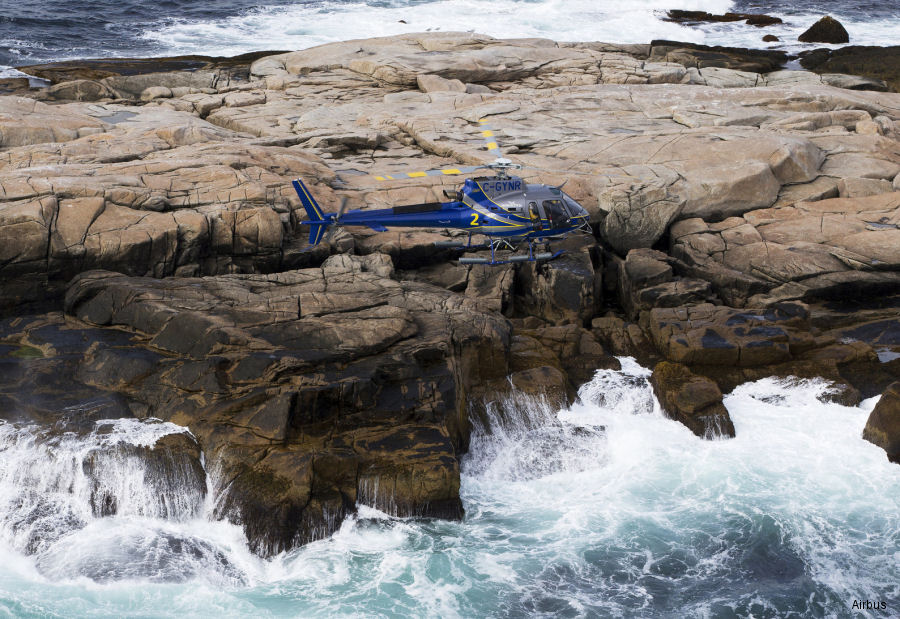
1 361 898 616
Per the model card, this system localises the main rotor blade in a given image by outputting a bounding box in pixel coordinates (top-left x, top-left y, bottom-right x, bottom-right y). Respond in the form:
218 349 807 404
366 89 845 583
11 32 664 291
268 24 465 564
477 118 504 159
372 165 482 181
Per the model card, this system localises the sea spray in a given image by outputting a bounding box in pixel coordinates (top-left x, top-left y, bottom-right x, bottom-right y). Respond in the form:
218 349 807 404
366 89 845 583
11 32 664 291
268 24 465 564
0 363 897 616
0 419 204 553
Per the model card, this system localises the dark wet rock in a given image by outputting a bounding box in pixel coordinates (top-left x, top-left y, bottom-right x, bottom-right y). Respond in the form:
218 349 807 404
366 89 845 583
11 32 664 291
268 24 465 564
798 16 849 45
799 45 900 93
18 51 289 86
520 324 620 391
616 248 716 319
763 35 780 43
591 314 660 366
515 237 599 326
508 366 571 409
649 40 789 73
0 77 33 96
863 382 900 464
650 361 735 438
58 256 511 555
82 432 207 519
644 302 813 367
2 30 900 557
664 11 782 28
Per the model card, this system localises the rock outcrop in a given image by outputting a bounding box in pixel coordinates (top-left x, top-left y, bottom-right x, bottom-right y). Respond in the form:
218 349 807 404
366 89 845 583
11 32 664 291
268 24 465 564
38 254 510 555
650 361 735 438
664 11 782 28
863 382 900 463
800 46 900 93
2 32 900 552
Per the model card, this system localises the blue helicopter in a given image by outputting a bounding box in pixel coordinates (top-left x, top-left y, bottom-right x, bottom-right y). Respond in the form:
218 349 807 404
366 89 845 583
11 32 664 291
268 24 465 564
293 118 592 265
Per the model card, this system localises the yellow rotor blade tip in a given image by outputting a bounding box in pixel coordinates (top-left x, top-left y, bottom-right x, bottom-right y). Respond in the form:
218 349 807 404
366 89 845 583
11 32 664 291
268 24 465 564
408 171 427 178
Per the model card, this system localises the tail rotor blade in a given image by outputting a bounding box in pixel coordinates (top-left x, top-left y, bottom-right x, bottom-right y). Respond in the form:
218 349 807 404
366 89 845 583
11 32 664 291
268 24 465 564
335 196 349 222
324 197 350 243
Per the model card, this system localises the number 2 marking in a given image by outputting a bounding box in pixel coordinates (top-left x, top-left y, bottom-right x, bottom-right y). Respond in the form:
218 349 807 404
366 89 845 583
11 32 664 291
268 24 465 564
470 212 480 227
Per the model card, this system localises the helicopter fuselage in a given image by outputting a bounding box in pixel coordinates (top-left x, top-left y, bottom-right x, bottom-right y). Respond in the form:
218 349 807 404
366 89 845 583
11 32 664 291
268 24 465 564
297 175 590 245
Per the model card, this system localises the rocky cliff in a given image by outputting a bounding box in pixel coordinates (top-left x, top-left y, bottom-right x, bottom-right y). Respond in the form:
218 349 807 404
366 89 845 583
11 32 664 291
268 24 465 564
2 33 900 554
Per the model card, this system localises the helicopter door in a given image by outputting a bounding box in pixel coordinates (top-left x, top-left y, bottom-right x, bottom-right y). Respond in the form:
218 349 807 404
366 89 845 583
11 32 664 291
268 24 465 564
542 200 569 229
528 202 543 231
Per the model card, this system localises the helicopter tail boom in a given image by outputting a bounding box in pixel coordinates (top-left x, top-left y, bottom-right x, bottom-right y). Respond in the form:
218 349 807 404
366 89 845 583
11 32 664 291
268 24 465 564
292 178 331 245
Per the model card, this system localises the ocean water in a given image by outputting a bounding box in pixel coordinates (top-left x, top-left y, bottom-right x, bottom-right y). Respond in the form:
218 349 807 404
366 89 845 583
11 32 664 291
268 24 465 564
1 0 899 78
1 359 898 617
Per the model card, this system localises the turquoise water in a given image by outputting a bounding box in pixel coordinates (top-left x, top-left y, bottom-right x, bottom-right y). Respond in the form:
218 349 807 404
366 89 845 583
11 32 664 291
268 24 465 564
1 360 899 617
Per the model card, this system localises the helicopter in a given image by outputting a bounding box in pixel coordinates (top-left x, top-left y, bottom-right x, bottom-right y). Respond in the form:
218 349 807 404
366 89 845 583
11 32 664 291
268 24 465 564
292 118 592 265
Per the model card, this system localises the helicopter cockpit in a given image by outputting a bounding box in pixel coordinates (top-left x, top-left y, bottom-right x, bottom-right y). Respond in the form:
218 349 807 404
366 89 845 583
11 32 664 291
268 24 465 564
525 191 587 231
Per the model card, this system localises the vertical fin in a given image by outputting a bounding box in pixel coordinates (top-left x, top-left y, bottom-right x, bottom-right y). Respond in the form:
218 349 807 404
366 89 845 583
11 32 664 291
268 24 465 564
292 178 330 245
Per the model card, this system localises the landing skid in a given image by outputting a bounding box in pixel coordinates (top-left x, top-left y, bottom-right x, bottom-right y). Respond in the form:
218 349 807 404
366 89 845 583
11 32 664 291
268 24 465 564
452 235 563 266
459 250 563 266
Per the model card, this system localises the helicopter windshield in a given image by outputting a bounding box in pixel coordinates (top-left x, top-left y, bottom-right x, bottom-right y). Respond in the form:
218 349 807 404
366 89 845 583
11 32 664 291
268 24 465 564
542 200 569 228
560 192 586 217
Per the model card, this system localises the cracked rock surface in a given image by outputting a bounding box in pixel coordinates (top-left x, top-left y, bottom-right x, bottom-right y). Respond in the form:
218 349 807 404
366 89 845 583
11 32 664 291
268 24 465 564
3 32 900 551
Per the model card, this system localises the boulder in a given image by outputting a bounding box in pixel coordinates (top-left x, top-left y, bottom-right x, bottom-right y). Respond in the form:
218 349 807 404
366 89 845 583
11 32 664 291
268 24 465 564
45 79 118 101
650 361 735 438
798 16 849 44
591 314 659 365
862 382 900 463
140 86 173 101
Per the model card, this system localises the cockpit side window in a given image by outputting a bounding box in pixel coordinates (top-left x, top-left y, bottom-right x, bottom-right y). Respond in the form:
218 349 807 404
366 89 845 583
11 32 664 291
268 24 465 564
528 202 542 231
542 200 568 228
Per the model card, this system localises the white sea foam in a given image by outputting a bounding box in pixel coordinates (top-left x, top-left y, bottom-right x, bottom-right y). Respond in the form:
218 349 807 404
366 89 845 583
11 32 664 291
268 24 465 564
138 0 736 58
136 0 900 60
1 365 898 616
